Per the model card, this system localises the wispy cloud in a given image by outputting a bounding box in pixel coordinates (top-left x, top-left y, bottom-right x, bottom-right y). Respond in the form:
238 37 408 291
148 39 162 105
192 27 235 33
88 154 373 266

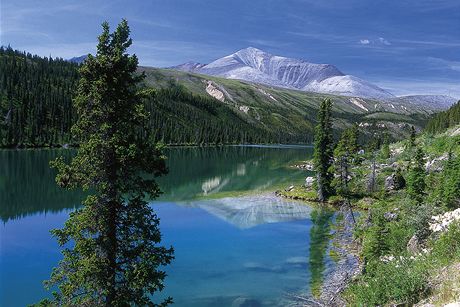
286 31 353 44
393 39 460 48
378 37 391 46
245 39 292 49
358 37 391 46
424 57 460 72
403 0 460 12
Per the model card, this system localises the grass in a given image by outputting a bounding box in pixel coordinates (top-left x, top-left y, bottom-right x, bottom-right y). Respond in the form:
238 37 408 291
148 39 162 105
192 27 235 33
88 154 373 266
278 186 318 201
329 249 340 263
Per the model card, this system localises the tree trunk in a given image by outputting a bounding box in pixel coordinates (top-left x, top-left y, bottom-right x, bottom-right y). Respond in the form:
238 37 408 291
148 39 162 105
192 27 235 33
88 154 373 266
317 172 324 202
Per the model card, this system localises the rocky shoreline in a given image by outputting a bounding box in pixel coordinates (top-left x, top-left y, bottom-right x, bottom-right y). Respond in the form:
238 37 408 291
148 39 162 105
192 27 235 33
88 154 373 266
276 185 362 306
317 203 362 306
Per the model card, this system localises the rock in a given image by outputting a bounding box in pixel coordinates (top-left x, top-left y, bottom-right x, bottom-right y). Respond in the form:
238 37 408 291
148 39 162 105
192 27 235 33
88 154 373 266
205 80 225 102
305 176 315 188
385 174 396 191
430 208 460 233
285 185 294 192
385 172 405 191
231 297 262 307
384 211 398 221
294 161 314 171
425 154 448 172
407 234 421 254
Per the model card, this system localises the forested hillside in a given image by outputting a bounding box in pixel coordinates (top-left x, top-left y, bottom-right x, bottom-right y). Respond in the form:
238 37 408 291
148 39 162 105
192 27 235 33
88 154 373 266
144 84 286 144
0 46 79 147
425 101 460 134
0 47 434 147
0 48 308 147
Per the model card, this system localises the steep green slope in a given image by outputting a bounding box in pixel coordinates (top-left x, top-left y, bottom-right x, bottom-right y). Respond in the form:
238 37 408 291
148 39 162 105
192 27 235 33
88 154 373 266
425 101 460 134
0 46 79 147
141 67 430 140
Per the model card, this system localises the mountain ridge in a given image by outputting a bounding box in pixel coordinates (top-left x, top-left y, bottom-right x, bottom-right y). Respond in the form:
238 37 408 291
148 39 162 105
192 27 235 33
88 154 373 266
171 47 395 99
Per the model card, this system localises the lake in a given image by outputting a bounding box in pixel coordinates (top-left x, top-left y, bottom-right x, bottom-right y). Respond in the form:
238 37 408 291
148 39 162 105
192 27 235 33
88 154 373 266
0 146 335 306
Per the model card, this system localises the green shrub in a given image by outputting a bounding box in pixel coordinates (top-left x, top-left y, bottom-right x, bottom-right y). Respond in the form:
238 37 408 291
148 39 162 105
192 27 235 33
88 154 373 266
432 222 460 265
345 258 429 306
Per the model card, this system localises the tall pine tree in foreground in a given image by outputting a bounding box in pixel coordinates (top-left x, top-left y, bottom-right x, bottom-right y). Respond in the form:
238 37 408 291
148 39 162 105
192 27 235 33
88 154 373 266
39 20 174 306
313 98 334 201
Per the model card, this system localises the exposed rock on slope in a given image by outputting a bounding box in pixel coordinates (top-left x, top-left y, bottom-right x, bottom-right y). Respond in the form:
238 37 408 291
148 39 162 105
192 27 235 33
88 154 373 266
205 81 225 102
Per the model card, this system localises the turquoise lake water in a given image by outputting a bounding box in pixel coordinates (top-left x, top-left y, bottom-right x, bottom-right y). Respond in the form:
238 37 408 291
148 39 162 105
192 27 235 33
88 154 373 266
0 146 334 306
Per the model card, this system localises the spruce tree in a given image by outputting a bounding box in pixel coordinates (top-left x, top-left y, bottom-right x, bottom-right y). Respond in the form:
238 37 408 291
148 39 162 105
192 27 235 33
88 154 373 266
410 125 416 148
313 98 334 201
40 20 174 306
380 133 390 159
407 146 426 204
333 126 359 196
441 151 460 209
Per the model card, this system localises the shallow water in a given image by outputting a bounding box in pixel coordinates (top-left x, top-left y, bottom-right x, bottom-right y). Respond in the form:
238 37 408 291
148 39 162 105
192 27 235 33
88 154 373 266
0 146 334 306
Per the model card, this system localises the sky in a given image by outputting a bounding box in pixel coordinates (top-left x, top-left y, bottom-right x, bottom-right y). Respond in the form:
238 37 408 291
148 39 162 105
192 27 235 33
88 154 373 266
1 0 460 97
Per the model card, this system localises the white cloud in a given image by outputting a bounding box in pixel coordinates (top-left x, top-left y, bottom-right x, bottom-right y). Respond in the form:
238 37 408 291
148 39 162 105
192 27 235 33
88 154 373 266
359 37 391 46
378 37 391 46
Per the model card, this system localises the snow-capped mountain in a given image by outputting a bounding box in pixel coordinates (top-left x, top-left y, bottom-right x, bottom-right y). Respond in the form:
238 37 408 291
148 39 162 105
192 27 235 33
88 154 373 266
171 47 395 99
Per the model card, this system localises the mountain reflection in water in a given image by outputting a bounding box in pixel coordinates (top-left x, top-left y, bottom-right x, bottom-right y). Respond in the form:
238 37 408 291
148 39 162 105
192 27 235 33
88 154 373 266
180 195 312 229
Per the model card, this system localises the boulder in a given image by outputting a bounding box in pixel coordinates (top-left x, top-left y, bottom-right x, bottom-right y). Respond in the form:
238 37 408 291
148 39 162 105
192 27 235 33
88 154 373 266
385 174 396 191
407 234 421 254
384 211 398 221
425 154 448 172
305 176 315 188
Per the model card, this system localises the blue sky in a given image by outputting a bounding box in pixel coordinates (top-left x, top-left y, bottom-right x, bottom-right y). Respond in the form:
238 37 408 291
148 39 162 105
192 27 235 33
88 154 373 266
1 0 460 97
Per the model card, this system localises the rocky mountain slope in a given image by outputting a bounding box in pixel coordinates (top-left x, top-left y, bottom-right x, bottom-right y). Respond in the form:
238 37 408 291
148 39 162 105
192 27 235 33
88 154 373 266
171 47 395 99
390 95 458 112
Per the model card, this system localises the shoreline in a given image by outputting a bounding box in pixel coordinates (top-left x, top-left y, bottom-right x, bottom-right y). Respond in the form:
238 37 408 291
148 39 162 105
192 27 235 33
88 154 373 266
275 187 362 306
318 203 362 306
0 142 314 150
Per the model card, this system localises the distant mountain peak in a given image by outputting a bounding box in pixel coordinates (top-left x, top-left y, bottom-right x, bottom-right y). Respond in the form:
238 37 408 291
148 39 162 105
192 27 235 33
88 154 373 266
68 55 88 64
169 61 205 72
171 47 394 99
